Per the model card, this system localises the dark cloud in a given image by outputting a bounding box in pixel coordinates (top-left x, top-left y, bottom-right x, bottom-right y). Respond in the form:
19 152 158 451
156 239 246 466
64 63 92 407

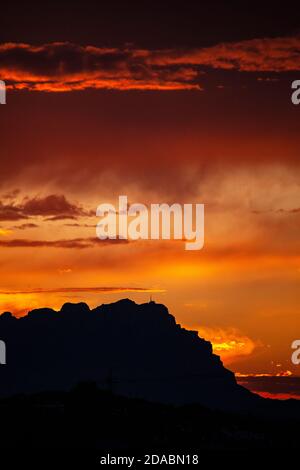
11 223 39 230
1 37 299 92
277 208 300 214
64 223 96 227
0 194 90 221
0 42 200 91
45 215 78 221
150 36 300 72
0 236 128 249
0 201 26 221
22 194 88 217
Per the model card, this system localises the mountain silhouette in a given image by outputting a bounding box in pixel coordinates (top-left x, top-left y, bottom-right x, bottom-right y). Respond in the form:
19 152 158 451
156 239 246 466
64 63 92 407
0 299 259 410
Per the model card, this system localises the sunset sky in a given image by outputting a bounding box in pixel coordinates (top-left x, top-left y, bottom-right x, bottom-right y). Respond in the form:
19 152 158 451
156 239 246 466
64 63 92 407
1 2 300 388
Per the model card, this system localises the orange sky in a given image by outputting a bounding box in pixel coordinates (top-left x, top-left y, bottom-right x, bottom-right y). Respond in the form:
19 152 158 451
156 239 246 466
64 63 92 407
1 26 300 378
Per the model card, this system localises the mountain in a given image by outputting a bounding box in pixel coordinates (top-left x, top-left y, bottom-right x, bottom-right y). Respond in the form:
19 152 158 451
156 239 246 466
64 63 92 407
0 299 259 410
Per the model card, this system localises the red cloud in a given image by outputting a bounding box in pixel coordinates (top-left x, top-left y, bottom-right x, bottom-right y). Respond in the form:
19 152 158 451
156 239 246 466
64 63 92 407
0 42 200 91
0 36 299 92
149 36 300 72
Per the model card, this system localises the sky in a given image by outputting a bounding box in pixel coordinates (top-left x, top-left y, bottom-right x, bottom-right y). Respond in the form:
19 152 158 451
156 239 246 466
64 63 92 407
1 1 300 389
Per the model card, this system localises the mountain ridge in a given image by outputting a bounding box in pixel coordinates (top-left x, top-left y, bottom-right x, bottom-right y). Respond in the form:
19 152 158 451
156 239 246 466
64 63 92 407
0 298 259 410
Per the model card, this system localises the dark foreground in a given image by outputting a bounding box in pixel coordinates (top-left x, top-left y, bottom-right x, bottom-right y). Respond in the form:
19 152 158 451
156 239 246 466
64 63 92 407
0 382 300 454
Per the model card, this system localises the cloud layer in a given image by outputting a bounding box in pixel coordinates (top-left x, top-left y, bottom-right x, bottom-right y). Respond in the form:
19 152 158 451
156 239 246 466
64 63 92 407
1 36 299 92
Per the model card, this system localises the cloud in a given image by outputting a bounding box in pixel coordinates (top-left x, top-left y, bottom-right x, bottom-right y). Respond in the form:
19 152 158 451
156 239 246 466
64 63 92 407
150 36 300 72
0 286 165 295
0 36 299 92
0 201 26 221
64 223 96 228
253 207 300 215
0 194 89 221
253 392 300 400
235 371 293 378
0 236 128 249
0 42 200 91
22 194 88 217
45 215 78 221
11 223 39 230
277 208 300 214
197 326 259 364
236 374 300 400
